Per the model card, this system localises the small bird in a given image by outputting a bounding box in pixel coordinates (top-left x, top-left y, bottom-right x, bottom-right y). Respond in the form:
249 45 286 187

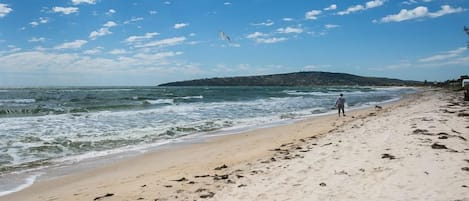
219 31 232 42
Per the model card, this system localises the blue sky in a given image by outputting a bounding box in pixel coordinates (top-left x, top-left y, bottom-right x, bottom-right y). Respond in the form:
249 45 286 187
0 0 467 86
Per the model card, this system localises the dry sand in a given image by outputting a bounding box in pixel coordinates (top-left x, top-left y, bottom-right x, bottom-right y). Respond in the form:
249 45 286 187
2 88 468 201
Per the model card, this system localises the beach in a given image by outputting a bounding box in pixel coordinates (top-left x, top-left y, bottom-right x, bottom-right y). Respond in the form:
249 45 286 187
1 88 468 201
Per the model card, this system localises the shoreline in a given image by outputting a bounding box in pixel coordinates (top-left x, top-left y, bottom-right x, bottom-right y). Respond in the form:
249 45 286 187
5 88 464 201
0 88 412 197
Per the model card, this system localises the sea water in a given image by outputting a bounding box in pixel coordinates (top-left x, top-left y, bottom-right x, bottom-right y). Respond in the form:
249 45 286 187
0 86 416 195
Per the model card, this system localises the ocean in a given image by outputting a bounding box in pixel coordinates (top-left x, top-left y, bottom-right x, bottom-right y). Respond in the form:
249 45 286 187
0 86 416 195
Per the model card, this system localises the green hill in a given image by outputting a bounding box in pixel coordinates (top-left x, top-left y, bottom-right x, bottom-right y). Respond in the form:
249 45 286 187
158 71 421 87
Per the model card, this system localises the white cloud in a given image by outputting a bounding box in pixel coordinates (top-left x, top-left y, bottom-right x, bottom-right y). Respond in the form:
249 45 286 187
125 32 159 43
28 37 46 42
164 1 171 5
106 9 116 16
419 47 466 62
325 24 340 29
255 37 287 44
378 5 464 23
52 7 79 15
134 36 186 48
124 17 144 24
224 2 232 6
83 47 102 55
0 45 22 55
378 6 428 23
283 18 294 21
89 28 111 40
149 10 157 15
109 49 127 55
133 51 183 60
324 4 337 11
428 5 464 18
374 47 467 71
30 21 39 27
0 50 185 77
0 3 13 18
103 21 117 27
277 27 303 34
54 40 88 49
246 32 266 39
366 0 385 9
72 0 96 5
30 17 49 27
174 23 189 29
402 0 432 5
337 0 386 15
251 20 274 26
89 21 117 40
305 10 322 20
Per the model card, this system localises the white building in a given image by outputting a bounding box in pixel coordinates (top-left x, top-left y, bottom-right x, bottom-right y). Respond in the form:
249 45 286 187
463 79 469 88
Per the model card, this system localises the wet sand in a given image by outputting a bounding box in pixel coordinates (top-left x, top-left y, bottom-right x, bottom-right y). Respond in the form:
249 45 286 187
2 88 468 201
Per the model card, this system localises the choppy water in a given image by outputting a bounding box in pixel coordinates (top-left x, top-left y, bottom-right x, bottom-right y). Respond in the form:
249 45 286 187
0 86 415 195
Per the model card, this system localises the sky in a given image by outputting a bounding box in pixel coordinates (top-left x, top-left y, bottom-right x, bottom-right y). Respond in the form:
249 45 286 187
0 0 468 86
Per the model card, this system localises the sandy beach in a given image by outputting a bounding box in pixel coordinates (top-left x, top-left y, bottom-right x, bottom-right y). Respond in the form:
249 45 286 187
2 88 468 201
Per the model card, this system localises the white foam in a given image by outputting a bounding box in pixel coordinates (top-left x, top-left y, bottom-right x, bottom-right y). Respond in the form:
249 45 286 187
0 172 43 197
0 99 36 104
179 95 203 99
143 99 174 105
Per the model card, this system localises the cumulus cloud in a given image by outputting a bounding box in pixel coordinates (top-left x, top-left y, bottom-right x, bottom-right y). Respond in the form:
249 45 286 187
72 0 96 5
377 5 464 23
89 21 117 40
305 10 322 20
0 3 13 18
174 23 189 29
52 7 79 15
89 28 111 40
283 18 294 21
337 0 386 15
324 4 337 11
54 40 88 49
125 32 159 43
277 27 303 34
134 36 186 48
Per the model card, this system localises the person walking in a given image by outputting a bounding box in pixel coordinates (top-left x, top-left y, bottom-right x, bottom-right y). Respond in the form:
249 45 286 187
335 93 346 117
